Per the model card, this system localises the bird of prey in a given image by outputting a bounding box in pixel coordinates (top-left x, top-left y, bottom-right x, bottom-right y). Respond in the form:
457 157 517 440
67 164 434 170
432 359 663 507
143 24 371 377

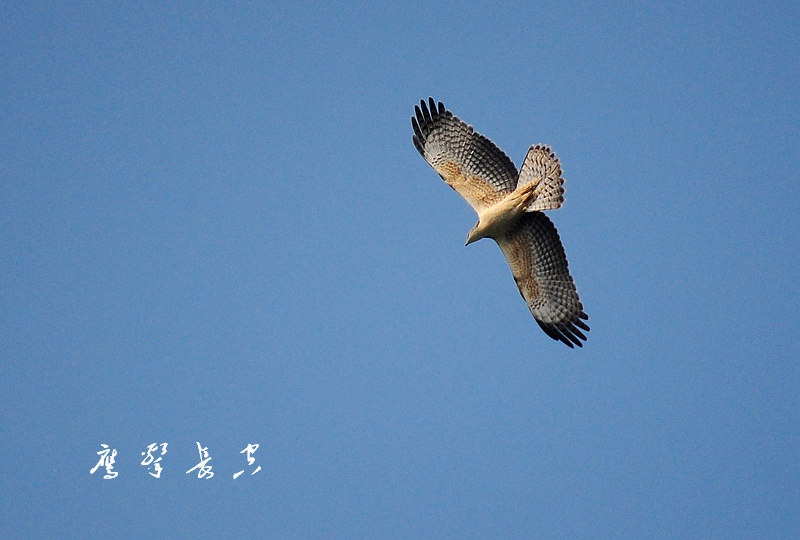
411 98 589 347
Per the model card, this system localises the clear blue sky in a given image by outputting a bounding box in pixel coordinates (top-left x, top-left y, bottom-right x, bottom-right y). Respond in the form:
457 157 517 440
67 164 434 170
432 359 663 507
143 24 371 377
2 1 798 537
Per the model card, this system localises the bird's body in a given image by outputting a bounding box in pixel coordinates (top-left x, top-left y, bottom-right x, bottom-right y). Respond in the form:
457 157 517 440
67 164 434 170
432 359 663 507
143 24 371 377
411 98 589 347
466 181 536 245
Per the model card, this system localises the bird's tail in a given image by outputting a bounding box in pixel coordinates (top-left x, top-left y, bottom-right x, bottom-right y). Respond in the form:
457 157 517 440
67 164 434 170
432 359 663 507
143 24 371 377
517 144 565 211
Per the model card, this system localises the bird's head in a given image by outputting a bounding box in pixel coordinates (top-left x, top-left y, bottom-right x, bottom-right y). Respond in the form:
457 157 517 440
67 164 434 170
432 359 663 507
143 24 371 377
466 222 484 246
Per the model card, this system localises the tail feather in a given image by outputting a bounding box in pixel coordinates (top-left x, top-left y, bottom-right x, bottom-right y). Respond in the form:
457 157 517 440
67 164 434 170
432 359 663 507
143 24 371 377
517 144 565 211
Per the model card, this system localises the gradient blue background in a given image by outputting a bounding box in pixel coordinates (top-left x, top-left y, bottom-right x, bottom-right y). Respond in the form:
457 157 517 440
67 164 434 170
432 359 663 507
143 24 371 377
2 1 798 537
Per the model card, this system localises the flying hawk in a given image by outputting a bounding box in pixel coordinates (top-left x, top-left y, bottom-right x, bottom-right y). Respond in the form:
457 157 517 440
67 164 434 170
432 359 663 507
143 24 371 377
411 98 589 347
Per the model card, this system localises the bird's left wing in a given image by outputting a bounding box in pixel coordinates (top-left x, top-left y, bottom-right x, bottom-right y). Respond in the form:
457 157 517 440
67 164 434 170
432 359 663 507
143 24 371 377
497 212 589 347
412 98 518 213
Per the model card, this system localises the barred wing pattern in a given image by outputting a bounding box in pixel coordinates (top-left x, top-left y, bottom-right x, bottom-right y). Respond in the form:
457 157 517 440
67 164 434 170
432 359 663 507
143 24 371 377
496 213 589 347
412 98 518 212
411 98 589 347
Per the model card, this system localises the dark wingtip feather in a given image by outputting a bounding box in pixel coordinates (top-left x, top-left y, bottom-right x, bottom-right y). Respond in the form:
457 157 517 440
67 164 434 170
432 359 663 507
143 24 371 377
412 135 424 156
412 98 451 156
575 318 590 332
428 97 438 119
559 323 584 347
537 318 589 349
411 114 425 156
414 98 448 127
414 105 425 127
417 99 430 125
569 325 587 342
411 116 421 138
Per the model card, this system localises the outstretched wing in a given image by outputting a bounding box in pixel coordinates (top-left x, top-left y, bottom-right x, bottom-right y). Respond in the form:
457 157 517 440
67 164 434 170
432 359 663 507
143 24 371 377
517 144 565 212
497 212 589 347
412 98 518 213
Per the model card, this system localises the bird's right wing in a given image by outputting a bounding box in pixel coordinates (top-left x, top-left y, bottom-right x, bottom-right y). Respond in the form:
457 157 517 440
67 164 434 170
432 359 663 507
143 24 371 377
412 98 518 213
497 212 589 347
